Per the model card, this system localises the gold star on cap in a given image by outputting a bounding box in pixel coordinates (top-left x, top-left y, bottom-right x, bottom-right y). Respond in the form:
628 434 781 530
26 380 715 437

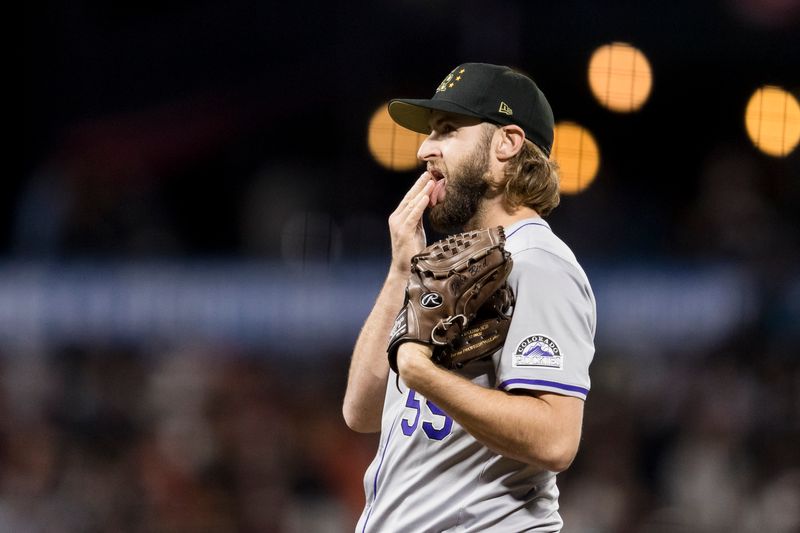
436 66 467 93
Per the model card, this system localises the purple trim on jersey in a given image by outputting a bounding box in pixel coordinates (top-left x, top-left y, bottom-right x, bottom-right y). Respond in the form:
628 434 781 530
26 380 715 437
362 418 397 533
505 221 550 240
499 378 589 397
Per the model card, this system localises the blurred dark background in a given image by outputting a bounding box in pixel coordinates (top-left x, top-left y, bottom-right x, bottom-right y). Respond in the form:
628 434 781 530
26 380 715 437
8 0 800 531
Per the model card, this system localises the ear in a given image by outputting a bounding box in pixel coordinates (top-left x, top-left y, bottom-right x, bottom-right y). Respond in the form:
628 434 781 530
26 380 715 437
494 125 526 161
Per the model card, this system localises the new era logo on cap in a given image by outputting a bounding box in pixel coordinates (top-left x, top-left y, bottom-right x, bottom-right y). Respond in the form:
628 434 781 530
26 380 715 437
387 63 554 156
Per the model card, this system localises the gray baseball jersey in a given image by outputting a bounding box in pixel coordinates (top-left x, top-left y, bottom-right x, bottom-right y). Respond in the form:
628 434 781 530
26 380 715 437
356 218 596 533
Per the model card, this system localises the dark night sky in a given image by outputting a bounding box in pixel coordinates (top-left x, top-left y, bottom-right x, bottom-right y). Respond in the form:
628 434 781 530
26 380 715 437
19 0 800 258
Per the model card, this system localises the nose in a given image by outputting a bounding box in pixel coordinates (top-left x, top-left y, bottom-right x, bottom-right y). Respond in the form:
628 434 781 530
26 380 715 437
417 133 441 162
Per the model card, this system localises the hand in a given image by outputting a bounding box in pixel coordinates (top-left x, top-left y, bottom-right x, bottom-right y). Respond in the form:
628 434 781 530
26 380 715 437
388 172 434 275
396 342 435 385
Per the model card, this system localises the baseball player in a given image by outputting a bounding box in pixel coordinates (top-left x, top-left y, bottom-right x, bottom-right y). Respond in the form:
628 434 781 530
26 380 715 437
343 63 596 532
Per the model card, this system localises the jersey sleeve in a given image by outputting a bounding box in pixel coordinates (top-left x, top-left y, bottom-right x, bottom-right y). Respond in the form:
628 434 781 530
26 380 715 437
493 248 596 400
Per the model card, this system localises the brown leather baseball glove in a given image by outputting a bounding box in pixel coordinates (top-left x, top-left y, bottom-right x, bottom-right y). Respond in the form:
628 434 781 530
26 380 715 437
387 226 514 373
433 281 514 369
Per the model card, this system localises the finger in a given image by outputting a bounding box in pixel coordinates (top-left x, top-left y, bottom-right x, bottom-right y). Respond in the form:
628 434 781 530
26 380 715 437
399 172 433 208
405 181 433 221
394 178 432 222
404 182 432 226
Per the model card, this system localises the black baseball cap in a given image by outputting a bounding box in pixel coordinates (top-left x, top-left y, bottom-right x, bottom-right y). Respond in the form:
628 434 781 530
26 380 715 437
388 63 555 156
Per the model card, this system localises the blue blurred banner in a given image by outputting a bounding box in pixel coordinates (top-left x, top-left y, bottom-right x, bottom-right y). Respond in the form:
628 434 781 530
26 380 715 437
0 261 785 357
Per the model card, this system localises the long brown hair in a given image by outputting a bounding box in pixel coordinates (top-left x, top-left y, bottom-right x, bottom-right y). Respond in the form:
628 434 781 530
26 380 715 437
495 137 561 217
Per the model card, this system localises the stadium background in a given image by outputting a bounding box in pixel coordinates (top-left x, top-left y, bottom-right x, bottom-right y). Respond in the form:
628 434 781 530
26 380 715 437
12 0 800 531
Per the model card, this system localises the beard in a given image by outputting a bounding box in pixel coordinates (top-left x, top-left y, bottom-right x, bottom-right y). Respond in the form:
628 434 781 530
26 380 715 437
428 138 493 234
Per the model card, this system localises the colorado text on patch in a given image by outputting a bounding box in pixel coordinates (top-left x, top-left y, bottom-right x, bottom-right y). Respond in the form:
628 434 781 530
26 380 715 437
512 334 563 369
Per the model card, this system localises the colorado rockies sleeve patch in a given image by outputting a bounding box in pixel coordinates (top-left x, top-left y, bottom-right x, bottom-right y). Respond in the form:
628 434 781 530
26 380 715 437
512 335 562 369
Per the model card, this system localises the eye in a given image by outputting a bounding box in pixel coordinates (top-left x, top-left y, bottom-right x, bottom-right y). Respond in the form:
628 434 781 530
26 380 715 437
440 123 455 134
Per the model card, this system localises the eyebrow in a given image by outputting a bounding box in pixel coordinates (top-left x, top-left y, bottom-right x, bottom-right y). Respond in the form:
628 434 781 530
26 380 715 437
429 115 449 130
429 113 461 131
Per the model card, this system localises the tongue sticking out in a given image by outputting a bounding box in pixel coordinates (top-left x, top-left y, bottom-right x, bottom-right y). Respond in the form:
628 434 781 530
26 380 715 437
430 178 447 206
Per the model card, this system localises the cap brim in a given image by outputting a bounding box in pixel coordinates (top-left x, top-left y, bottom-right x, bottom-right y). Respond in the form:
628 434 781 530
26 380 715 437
388 99 485 134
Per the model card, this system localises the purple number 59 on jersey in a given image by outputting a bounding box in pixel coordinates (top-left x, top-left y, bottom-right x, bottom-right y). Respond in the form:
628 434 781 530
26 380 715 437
401 390 453 440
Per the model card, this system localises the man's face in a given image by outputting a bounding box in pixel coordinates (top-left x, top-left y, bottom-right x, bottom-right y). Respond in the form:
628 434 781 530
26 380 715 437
418 111 496 233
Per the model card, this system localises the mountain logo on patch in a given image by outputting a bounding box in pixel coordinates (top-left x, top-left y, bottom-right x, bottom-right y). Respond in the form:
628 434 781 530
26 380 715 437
513 335 562 369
